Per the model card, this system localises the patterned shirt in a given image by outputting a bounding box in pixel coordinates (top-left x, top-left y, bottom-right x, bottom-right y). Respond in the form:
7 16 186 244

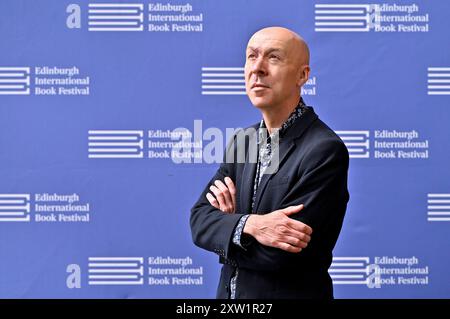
229 98 307 299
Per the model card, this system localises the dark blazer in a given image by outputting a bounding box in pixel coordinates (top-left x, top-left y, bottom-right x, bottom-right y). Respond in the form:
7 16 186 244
190 106 349 299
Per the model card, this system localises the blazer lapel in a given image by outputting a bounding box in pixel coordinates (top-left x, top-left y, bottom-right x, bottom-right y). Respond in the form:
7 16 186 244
252 106 319 213
253 139 295 213
239 128 257 215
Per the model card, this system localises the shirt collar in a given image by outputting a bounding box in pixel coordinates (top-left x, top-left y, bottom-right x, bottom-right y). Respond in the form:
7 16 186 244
257 97 307 144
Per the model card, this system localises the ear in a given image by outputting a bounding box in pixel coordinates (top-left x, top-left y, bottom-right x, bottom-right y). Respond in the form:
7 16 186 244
297 65 310 87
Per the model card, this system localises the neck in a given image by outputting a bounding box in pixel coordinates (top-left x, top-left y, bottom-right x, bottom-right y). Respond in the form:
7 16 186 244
261 96 301 134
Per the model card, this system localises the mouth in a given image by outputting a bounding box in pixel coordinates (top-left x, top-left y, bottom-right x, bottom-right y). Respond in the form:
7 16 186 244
251 83 270 90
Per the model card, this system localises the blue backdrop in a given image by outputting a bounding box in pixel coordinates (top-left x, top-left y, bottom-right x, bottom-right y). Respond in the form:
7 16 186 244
0 0 449 298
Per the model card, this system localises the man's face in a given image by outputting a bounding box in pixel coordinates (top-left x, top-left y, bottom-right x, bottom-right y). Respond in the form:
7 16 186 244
244 30 301 110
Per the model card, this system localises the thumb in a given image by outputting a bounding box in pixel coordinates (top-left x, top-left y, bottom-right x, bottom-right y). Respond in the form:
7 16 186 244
282 204 304 216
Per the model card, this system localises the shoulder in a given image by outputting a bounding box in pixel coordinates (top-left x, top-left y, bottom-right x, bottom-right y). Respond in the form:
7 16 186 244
300 119 349 162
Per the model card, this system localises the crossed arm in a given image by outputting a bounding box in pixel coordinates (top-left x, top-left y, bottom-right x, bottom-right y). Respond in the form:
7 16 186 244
207 177 312 254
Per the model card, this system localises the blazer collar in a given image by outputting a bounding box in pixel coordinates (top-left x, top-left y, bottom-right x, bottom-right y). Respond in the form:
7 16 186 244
240 127 258 215
247 106 319 213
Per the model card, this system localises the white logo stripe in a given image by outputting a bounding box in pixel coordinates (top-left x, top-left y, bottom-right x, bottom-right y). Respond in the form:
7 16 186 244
0 194 30 199
428 73 450 77
0 67 30 72
427 205 450 210
89 3 144 9
428 79 450 84
428 92 450 95
332 257 370 262
88 14 143 21
428 193 450 198
0 204 30 211
335 131 369 136
89 263 140 267
0 216 30 222
89 141 143 147
202 67 244 71
89 257 143 262
0 73 27 78
89 9 140 14
428 85 450 89
202 73 244 77
330 262 366 267
316 22 365 26
89 27 144 32
316 16 369 21
202 91 246 95
428 200 450 204
428 217 450 221
315 9 365 14
343 141 370 148
339 136 366 141
0 78 30 84
89 21 140 26
0 212 28 216
202 79 245 83
329 268 369 273
88 153 143 158
0 199 26 204
0 89 30 95
89 275 139 279
89 130 143 135
202 85 245 89
428 67 450 72
315 4 370 9
89 279 144 285
331 274 365 279
0 85 26 89
88 136 140 141
89 267 143 274
88 148 141 153
332 280 369 285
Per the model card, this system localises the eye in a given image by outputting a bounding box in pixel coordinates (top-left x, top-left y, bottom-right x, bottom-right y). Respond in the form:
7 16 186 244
247 53 256 59
269 54 280 60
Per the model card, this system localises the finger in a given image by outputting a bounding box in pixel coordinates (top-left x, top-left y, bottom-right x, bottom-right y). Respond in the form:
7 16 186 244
281 204 304 216
206 192 220 209
209 185 226 208
278 242 302 253
214 180 234 212
224 177 236 209
214 180 233 208
283 235 309 249
280 228 311 245
286 220 313 236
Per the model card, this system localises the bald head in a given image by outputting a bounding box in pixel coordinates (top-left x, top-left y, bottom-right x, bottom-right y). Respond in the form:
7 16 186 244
248 27 310 67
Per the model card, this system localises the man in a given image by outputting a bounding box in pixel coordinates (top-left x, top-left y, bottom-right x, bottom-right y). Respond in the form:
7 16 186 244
190 27 349 299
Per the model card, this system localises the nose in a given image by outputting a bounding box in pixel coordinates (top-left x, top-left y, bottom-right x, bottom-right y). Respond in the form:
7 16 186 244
248 56 267 77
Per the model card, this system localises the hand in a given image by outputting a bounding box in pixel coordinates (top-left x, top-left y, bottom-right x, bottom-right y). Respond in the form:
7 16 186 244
243 204 312 253
206 177 236 213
